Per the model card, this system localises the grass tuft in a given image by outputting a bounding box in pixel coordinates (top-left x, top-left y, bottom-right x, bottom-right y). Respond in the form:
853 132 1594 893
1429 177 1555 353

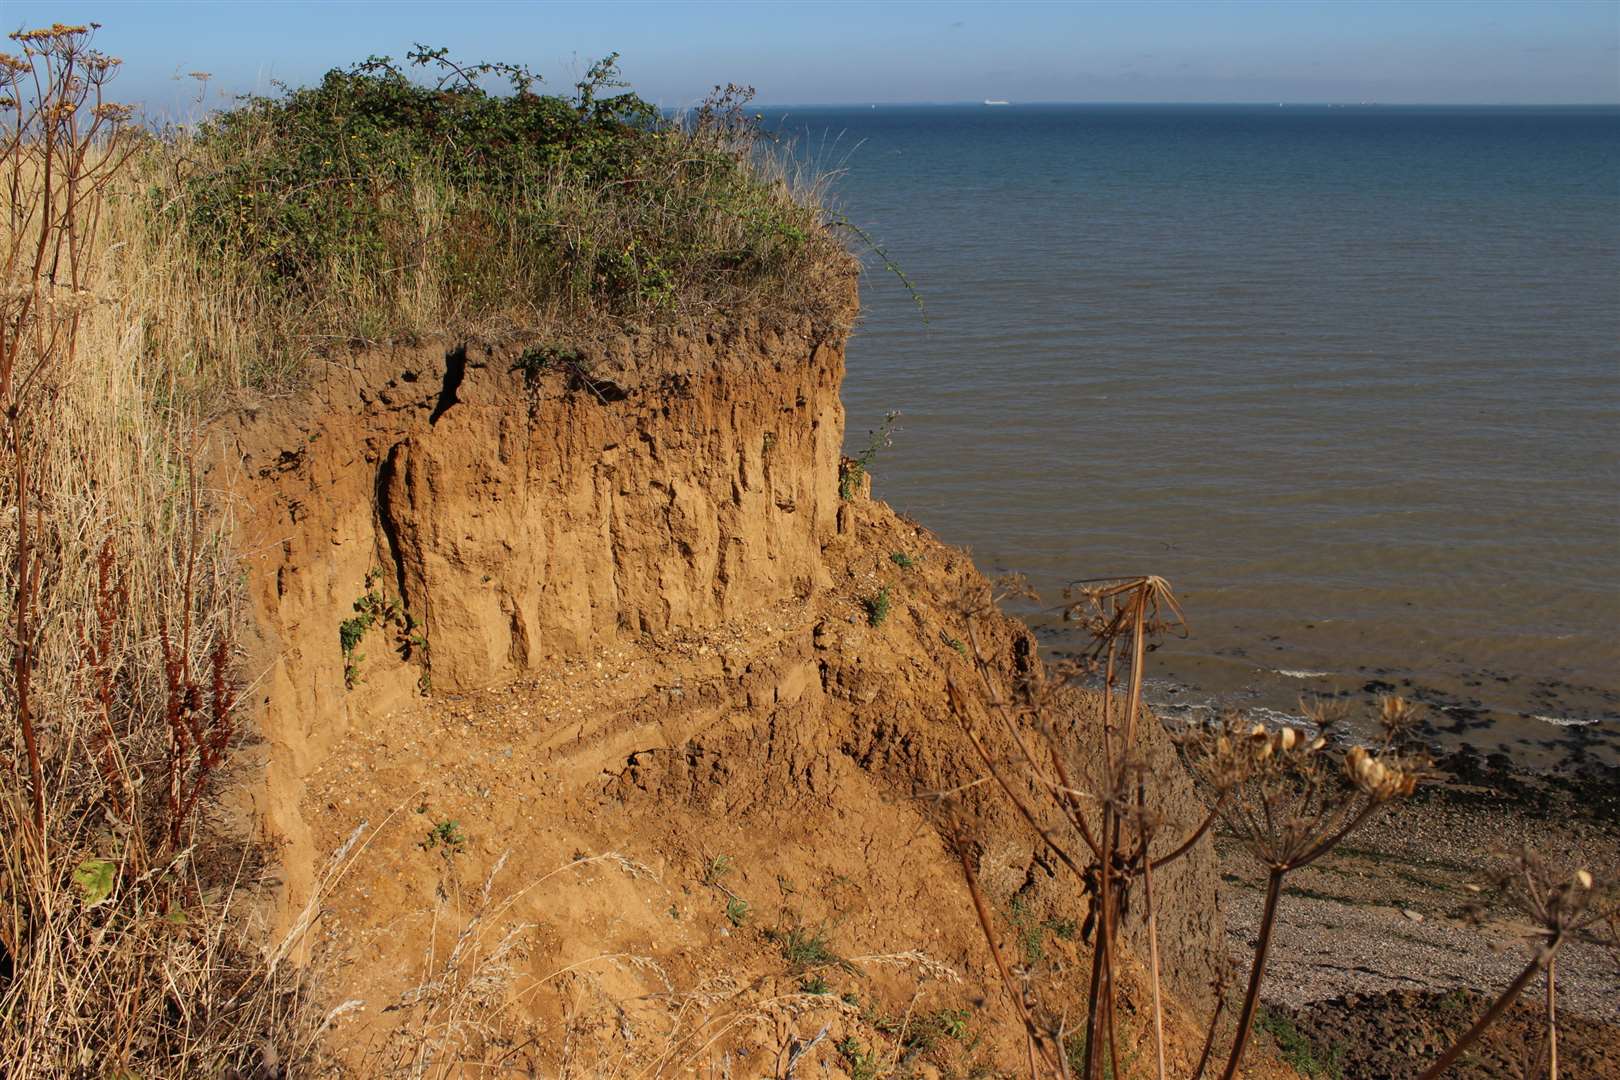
769 921 842 972
863 585 893 627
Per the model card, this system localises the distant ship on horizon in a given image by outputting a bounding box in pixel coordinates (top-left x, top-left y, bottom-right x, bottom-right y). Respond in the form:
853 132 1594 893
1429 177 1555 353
983 99 1011 106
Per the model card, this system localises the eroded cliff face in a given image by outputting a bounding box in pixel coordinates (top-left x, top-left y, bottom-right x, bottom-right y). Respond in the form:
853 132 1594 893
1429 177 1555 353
209 292 1228 1072
374 325 846 690
214 312 849 907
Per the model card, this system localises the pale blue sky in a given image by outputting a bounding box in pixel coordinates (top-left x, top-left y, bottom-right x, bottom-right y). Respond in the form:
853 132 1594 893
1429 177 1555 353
7 1 1618 113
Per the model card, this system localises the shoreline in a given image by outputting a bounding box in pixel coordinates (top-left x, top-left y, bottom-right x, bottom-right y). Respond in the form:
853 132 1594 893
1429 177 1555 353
1141 663 1620 774
1217 752 1620 1074
1030 610 1620 773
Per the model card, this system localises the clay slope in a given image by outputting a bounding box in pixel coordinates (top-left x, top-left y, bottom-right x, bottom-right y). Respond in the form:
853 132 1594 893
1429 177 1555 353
208 306 1234 1076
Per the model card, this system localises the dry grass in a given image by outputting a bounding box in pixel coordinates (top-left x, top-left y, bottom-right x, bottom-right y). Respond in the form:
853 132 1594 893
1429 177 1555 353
0 23 330 1078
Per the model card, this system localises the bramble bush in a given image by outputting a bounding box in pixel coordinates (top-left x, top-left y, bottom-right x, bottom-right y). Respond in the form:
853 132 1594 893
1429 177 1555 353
171 47 842 351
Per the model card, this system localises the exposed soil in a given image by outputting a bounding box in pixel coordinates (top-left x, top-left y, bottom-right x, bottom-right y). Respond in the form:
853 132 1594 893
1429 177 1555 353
212 318 1270 1075
295 499 1250 1076
211 308 1616 1077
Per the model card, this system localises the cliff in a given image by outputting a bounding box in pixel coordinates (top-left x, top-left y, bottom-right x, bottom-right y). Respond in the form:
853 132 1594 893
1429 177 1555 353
209 289 1228 1075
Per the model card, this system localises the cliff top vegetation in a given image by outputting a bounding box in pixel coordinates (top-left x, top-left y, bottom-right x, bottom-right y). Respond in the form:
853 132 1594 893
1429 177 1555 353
166 45 850 388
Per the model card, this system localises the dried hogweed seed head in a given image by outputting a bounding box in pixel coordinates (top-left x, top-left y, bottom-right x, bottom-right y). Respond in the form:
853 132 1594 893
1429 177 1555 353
1345 745 1404 798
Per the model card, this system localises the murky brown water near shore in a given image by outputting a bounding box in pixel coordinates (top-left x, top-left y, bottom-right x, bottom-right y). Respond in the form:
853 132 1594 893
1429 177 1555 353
786 105 1620 767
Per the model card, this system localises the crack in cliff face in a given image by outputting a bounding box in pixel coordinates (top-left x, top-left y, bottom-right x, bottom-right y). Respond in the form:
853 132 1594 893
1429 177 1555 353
374 441 414 622
428 345 467 426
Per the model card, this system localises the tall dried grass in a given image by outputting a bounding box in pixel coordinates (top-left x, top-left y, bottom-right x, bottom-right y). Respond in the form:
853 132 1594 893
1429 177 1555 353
0 25 304 1077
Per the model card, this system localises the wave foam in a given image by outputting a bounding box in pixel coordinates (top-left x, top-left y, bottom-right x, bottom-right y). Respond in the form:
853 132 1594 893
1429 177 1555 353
1530 714 1600 729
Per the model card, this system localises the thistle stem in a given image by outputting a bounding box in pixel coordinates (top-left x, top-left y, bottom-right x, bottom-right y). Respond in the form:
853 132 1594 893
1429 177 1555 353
1546 956 1558 1080
1415 937 1564 1080
1082 903 1107 1080
1143 851 1168 1080
1219 867 1284 1080
1191 993 1226 1080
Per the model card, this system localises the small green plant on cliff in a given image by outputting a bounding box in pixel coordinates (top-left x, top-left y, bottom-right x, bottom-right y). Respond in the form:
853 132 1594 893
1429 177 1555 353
768 920 841 972
422 818 467 854
840 411 899 500
339 569 403 688
724 895 750 927
863 585 893 627
701 853 734 886
512 344 588 391
889 550 916 569
798 973 831 995
932 1007 972 1042
837 1036 880 1080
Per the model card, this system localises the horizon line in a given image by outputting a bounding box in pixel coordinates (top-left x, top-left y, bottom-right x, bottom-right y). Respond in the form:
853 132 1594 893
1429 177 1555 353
752 99 1620 110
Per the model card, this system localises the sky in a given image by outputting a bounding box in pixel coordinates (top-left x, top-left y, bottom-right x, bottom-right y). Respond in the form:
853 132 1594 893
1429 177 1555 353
6 1 1617 114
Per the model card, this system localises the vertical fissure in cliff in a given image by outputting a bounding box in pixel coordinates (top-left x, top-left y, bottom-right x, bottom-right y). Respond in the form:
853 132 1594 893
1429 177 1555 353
428 344 468 426
373 441 415 628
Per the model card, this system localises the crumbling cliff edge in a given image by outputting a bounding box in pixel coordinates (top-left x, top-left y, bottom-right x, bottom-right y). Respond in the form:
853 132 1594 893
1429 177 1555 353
208 289 1227 1072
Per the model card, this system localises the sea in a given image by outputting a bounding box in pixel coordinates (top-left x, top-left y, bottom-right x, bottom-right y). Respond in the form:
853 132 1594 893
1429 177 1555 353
769 104 1620 769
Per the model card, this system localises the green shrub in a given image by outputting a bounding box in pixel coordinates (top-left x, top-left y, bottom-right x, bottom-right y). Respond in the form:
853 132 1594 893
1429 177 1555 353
166 49 844 375
839 411 898 500
338 568 408 688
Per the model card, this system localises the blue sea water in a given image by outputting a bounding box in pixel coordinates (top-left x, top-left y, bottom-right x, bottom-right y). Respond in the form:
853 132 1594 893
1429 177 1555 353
771 105 1620 765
